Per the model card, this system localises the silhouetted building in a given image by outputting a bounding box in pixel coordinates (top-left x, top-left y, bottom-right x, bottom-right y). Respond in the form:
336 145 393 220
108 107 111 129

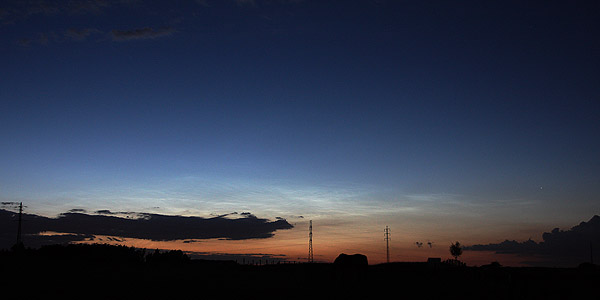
427 257 441 264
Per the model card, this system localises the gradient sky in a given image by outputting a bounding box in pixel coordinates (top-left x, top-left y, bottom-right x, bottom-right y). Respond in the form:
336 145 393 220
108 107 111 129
1 0 599 265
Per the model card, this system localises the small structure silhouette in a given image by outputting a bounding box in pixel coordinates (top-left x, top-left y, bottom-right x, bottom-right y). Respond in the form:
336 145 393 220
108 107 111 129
427 257 441 264
481 261 502 269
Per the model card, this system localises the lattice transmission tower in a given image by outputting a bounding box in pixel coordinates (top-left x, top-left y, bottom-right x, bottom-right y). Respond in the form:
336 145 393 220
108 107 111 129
308 220 313 263
384 226 391 263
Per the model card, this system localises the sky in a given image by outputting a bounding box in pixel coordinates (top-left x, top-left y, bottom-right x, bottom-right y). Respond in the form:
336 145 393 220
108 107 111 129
1 0 599 266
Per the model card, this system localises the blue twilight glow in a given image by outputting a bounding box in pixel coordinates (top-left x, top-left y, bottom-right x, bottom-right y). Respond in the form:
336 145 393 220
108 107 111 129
1 1 599 264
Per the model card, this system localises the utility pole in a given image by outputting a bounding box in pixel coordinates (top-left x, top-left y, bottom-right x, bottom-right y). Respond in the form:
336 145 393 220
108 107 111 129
308 220 313 263
384 226 391 263
16 202 23 245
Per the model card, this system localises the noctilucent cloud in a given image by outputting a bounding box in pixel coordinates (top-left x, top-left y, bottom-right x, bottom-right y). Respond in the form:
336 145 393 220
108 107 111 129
1 0 599 265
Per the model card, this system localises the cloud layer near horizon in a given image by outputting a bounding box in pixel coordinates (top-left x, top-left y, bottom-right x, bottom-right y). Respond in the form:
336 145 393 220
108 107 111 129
465 215 600 267
0 209 293 249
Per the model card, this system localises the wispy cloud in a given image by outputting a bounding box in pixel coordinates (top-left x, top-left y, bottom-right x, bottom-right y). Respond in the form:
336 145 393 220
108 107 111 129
19 0 128 16
194 0 303 7
2 0 140 25
64 28 101 41
67 0 110 14
22 0 61 16
195 0 210 7
17 26 170 45
17 28 101 46
235 0 256 6
110 27 175 41
16 32 54 46
46 176 436 222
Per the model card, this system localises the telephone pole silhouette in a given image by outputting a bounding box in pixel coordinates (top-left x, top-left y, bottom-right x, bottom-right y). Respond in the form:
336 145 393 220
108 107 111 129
16 202 23 245
384 226 391 263
308 220 313 263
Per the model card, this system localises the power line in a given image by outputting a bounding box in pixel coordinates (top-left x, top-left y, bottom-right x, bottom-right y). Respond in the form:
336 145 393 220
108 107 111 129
1 201 26 247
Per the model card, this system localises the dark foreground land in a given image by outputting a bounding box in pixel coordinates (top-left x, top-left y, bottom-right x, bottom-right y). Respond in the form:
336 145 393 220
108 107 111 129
1 244 598 299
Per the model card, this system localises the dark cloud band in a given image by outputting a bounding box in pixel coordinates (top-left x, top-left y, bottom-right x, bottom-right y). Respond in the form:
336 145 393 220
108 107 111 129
466 215 600 267
0 209 293 249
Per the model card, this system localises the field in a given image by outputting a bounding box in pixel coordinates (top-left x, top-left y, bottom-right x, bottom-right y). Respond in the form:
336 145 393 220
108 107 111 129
1 244 597 299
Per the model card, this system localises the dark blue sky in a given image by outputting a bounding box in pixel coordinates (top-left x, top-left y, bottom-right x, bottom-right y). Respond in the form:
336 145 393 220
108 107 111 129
1 1 599 257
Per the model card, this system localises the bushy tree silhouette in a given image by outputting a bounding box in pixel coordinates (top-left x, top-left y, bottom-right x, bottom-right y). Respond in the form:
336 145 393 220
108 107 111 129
450 241 463 261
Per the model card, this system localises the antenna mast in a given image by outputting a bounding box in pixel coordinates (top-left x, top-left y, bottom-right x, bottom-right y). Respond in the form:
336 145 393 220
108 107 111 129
308 220 313 263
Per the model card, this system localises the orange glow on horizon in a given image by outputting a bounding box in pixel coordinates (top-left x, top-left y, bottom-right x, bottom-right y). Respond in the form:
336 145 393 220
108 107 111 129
55 221 538 266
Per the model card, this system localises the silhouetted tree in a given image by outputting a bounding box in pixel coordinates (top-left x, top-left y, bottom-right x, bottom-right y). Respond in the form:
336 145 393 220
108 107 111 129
450 241 463 261
146 248 190 265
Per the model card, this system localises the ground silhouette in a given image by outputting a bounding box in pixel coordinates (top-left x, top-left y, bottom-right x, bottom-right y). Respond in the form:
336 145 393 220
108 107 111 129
1 243 598 299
